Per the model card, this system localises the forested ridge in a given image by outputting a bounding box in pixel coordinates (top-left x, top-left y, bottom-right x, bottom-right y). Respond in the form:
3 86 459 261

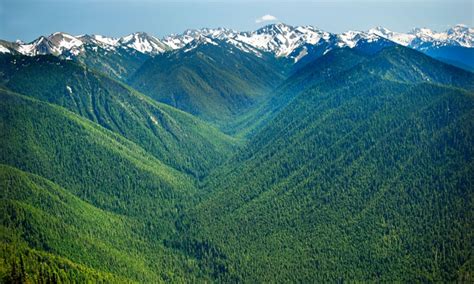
0 45 473 282
0 55 237 179
128 40 287 128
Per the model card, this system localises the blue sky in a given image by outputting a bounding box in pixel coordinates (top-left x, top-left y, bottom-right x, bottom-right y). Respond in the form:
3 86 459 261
1 0 472 41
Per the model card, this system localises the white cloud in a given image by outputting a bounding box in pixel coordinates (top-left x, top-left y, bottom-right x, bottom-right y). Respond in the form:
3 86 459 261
255 14 278 24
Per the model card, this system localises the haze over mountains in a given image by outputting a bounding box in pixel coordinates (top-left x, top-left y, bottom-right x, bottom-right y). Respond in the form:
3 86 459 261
0 22 473 282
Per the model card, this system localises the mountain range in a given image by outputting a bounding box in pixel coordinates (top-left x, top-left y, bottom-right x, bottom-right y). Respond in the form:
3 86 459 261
1 23 473 71
0 22 473 282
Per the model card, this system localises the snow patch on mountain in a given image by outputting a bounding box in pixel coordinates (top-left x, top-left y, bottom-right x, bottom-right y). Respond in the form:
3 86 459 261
183 36 219 53
368 27 415 46
163 28 237 50
294 47 308 62
225 38 263 57
0 45 10 53
93 35 119 46
119 32 169 54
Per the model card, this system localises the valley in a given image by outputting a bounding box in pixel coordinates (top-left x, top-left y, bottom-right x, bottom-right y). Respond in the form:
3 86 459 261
0 23 473 282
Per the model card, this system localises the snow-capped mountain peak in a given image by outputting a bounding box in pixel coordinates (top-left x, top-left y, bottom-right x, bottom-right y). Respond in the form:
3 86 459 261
446 24 474 47
368 26 391 36
202 27 237 40
162 33 195 50
410 27 448 42
74 34 121 52
6 31 172 57
91 35 120 46
234 23 330 57
448 24 470 34
162 27 237 50
0 44 11 54
366 24 474 49
119 32 169 54
254 22 292 35
2 23 472 66
367 27 415 46
182 35 219 53
338 30 363 48
15 32 84 56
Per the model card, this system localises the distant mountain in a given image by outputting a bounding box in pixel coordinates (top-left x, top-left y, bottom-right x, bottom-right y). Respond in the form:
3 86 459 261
369 24 474 71
370 24 473 49
159 23 394 64
1 24 471 72
162 27 238 49
235 24 332 58
0 32 170 81
2 31 169 56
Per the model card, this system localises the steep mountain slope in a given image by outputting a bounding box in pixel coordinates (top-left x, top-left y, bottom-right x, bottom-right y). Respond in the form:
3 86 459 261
1 239 129 283
1 165 155 283
129 38 286 125
0 54 236 178
0 90 230 282
0 162 226 282
231 46 473 137
0 89 195 217
178 47 474 281
422 45 474 72
288 41 473 88
226 48 369 137
0 90 212 282
72 32 170 81
71 41 152 81
337 46 474 89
